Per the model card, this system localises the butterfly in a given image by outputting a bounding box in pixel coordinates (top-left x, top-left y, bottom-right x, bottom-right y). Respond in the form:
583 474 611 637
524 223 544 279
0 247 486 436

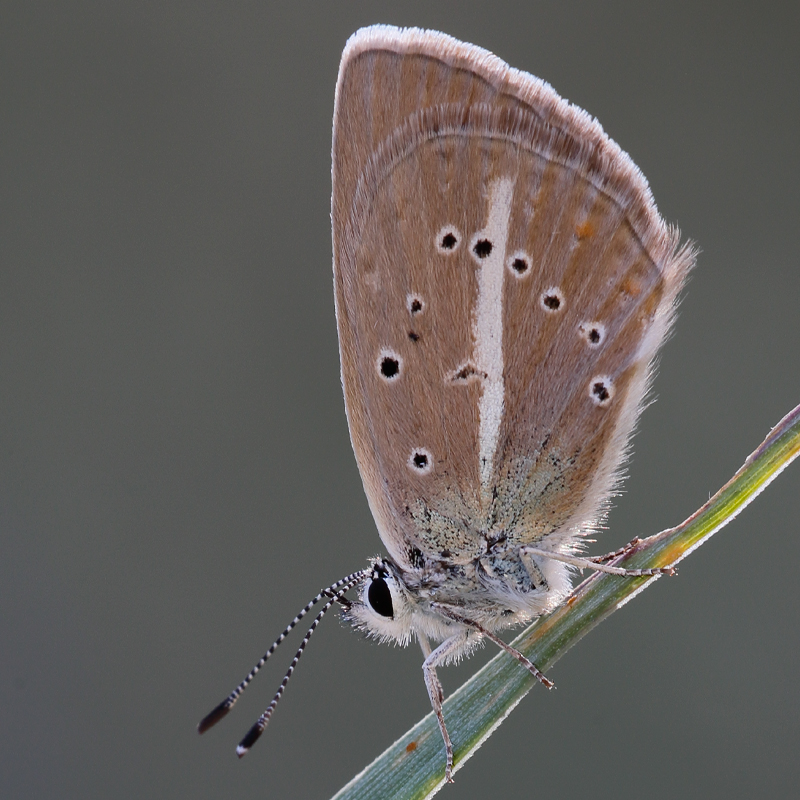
199 25 694 782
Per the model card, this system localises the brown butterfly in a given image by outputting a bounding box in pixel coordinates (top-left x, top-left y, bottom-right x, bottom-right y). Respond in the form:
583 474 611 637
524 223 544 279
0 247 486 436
200 25 694 782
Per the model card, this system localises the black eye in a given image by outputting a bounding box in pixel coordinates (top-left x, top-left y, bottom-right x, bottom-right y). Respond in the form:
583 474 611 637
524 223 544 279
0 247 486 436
367 577 394 618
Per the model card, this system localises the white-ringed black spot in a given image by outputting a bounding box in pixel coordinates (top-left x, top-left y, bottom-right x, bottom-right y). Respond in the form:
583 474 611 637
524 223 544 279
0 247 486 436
540 287 564 313
507 250 531 277
579 321 605 347
377 349 402 381
407 294 424 315
435 226 461 254
408 448 433 475
589 376 614 406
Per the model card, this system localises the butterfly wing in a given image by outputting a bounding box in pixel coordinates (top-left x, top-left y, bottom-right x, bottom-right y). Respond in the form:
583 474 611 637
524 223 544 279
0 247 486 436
332 26 694 570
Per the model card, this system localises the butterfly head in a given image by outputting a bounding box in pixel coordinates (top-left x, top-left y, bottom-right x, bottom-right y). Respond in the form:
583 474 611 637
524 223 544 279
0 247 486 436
345 555 495 650
345 558 418 646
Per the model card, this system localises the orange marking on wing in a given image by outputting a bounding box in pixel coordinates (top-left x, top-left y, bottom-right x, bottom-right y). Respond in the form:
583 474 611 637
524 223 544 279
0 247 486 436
620 272 644 297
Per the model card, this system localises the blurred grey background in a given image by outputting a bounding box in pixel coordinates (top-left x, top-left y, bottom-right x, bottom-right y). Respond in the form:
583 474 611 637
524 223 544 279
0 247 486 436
3 2 799 798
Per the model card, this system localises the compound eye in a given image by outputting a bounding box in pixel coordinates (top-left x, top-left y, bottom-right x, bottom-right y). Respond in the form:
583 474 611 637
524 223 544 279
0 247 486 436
366 577 394 618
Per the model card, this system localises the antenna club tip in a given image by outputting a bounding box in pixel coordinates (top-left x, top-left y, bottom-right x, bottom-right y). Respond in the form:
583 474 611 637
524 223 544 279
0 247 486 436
198 701 231 734
237 722 265 755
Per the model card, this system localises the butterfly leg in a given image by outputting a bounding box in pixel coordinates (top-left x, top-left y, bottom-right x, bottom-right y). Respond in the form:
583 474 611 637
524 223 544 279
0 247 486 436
420 630 472 782
432 603 555 688
589 538 644 563
520 545 675 577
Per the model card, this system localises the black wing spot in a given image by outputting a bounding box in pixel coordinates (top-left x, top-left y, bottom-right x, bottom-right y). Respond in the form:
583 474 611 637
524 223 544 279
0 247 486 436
590 376 614 406
436 226 461 254
378 350 402 381
408 296 424 314
380 357 399 378
473 238 493 258
540 288 564 313
579 321 605 346
508 251 531 277
408 448 433 474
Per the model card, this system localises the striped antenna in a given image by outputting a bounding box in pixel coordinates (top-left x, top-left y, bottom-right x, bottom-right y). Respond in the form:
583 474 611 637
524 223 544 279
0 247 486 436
197 569 368 737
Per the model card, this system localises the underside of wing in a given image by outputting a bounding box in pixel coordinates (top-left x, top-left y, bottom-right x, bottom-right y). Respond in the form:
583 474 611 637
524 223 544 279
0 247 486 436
332 26 695 570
